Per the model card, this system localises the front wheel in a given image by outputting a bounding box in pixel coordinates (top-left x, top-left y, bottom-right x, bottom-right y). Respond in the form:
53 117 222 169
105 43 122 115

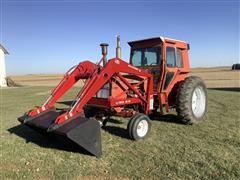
127 113 151 140
176 76 207 125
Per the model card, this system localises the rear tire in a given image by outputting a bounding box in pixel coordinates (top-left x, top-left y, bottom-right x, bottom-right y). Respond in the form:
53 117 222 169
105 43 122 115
127 113 151 140
176 76 207 125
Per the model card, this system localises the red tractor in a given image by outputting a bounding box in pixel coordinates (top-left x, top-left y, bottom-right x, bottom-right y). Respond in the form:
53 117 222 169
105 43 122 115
18 36 207 157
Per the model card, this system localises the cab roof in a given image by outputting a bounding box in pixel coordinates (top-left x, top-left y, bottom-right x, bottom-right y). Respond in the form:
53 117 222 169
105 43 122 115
128 36 189 49
128 36 187 46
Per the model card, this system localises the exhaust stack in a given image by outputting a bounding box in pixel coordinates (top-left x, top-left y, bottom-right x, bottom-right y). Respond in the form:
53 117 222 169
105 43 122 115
116 35 122 59
100 43 109 65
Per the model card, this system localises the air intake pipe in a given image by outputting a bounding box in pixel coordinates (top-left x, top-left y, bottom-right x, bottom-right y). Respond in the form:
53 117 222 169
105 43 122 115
116 35 122 59
100 43 109 65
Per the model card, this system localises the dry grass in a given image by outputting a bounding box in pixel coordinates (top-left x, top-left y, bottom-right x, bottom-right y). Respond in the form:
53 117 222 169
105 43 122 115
190 66 240 88
10 74 83 87
10 66 240 88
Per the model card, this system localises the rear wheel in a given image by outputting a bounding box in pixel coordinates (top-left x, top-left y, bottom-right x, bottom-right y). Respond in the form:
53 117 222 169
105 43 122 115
176 76 207 124
127 113 151 140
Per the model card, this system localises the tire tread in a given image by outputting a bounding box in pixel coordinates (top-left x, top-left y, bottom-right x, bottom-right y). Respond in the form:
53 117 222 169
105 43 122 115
176 76 207 124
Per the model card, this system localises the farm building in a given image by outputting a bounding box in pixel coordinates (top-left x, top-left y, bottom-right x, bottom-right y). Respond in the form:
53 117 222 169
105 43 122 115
0 44 9 87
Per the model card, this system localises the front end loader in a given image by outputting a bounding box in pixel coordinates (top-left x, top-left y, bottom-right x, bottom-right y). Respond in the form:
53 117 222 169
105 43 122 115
18 36 207 157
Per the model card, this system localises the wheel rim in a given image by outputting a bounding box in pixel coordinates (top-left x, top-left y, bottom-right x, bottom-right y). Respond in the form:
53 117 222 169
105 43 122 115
191 86 206 118
136 119 148 137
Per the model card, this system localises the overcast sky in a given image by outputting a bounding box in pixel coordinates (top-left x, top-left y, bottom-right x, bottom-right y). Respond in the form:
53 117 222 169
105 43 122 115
1 0 239 75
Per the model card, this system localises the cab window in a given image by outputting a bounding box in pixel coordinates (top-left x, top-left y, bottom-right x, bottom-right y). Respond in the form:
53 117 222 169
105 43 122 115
131 50 142 66
176 48 183 67
166 47 175 67
131 47 161 66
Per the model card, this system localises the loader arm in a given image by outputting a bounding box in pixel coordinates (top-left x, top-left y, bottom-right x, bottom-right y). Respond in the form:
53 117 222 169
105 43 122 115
53 58 154 125
28 60 98 117
19 56 107 157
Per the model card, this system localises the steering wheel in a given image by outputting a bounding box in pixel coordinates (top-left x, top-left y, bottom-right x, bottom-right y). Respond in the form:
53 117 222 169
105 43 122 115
149 62 157 66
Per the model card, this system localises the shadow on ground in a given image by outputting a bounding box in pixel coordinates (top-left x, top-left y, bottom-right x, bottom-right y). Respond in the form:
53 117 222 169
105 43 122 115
8 124 92 156
208 87 240 92
103 114 185 139
13 112 184 144
103 126 129 139
102 118 129 139
149 113 185 125
106 118 124 125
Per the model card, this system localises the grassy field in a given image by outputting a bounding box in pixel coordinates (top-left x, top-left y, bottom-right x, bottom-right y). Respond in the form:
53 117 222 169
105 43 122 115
1 85 240 179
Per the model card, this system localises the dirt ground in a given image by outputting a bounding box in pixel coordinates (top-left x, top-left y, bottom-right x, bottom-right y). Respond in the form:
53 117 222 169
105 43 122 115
190 66 240 88
10 66 240 88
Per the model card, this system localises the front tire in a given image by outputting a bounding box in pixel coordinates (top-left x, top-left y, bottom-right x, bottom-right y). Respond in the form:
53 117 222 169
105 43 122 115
127 113 151 140
176 76 207 125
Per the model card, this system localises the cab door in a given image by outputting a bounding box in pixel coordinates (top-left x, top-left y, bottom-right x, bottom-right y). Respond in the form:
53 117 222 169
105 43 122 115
162 45 184 94
163 46 178 90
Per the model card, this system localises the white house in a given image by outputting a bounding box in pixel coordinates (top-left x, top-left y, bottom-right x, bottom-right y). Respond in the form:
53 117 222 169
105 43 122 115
0 44 9 87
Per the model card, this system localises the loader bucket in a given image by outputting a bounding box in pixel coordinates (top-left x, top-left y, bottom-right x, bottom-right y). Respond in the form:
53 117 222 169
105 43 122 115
18 108 61 129
18 109 102 157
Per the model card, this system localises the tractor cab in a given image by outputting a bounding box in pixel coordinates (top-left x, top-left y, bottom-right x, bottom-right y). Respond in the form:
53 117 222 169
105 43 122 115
128 37 190 94
129 38 162 67
128 38 162 91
